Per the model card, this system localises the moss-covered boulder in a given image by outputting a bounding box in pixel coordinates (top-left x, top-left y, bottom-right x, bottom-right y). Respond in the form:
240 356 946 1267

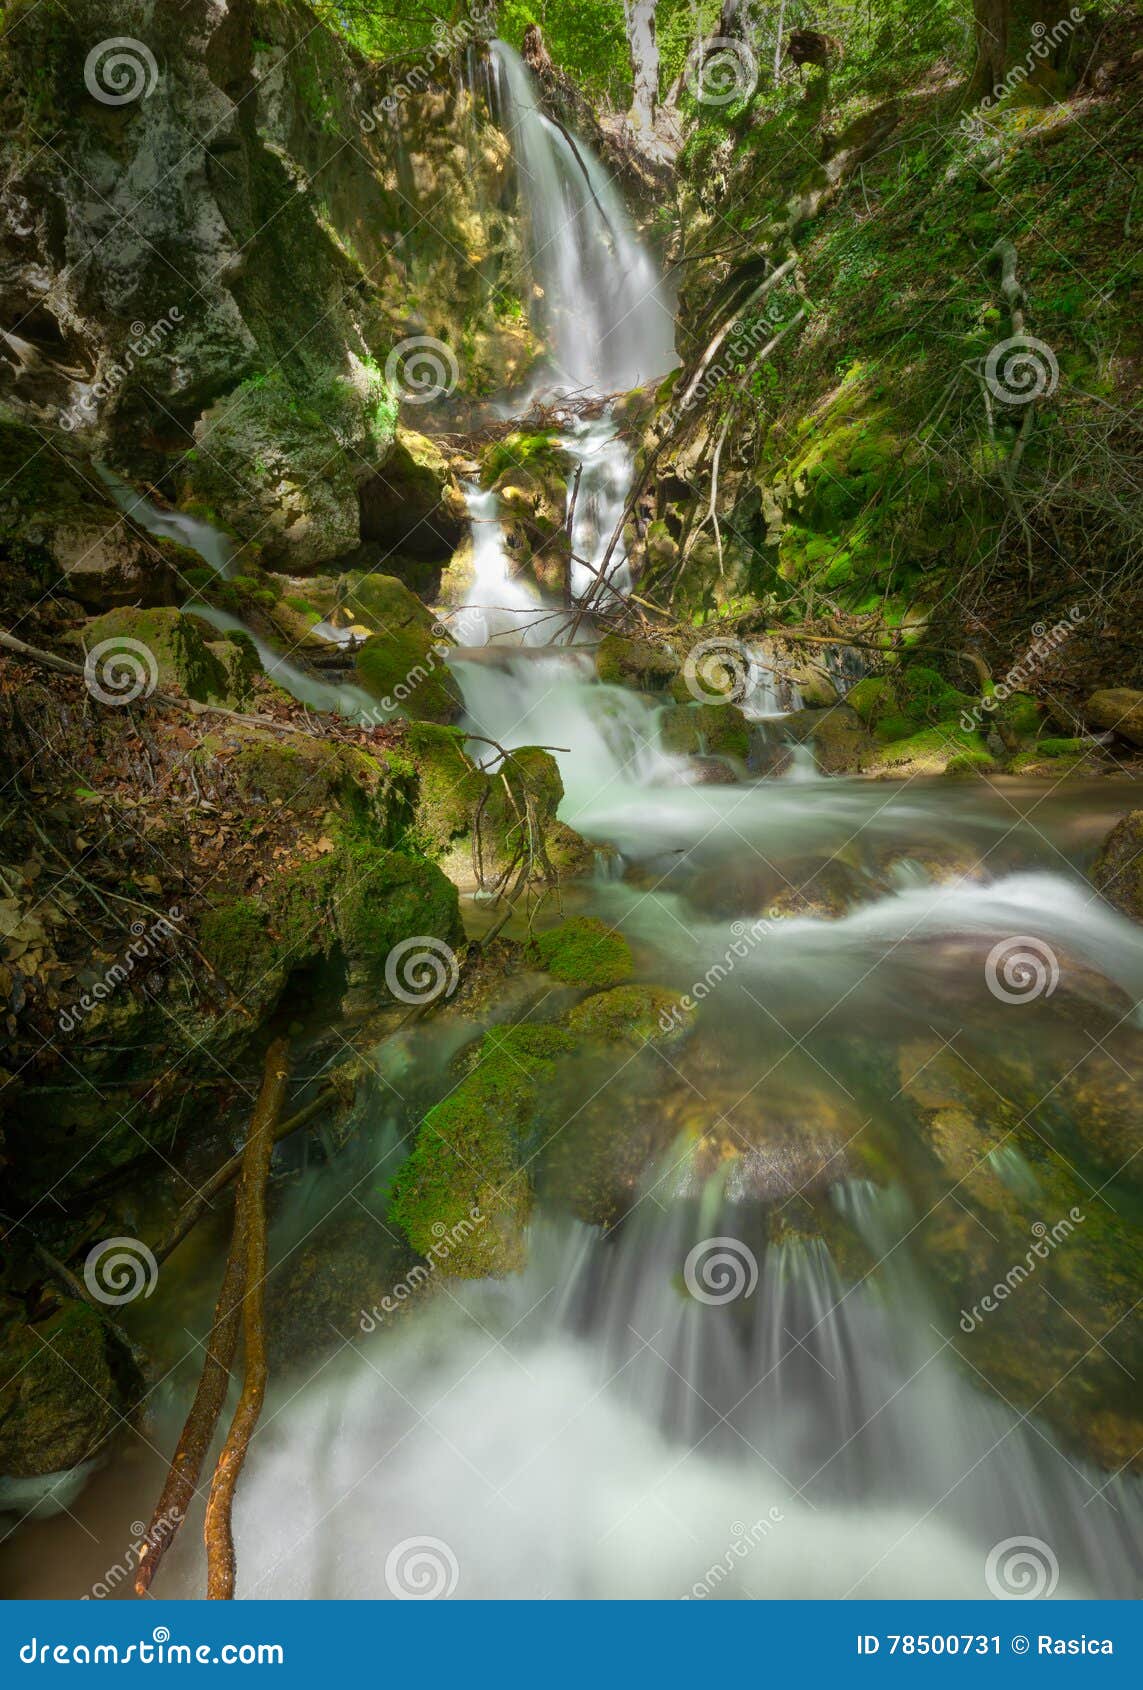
359 428 467 563
529 916 634 987
595 634 680 691
389 1024 578 1276
660 701 752 760
1091 811 1143 923
352 576 463 723
78 607 240 704
399 724 594 892
1084 689 1143 748
783 705 875 774
0 1303 138 1477
565 984 694 1048
482 432 574 595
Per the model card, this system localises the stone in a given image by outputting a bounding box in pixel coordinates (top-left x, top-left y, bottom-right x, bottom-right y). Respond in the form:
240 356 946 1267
1084 689 1143 747
1091 810 1143 922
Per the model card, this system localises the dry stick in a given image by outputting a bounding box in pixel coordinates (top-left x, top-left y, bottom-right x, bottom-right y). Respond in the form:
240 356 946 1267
134 1207 248 1596
204 1037 290 1601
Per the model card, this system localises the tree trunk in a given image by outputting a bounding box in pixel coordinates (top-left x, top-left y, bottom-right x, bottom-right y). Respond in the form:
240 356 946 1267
624 0 660 131
969 0 1073 100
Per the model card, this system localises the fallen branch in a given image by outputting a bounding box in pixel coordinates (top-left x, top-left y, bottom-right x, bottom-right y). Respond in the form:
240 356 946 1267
204 1038 290 1601
134 1207 248 1596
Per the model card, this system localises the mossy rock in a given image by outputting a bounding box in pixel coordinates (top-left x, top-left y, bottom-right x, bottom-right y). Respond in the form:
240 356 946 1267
565 985 694 1048
198 840 461 1011
360 428 466 561
389 1024 577 1276
783 705 874 774
944 750 999 777
0 1304 138 1477
595 634 679 692
81 607 234 704
342 571 436 633
354 624 462 725
1091 811 1143 923
530 916 634 987
1084 689 1143 748
660 701 751 760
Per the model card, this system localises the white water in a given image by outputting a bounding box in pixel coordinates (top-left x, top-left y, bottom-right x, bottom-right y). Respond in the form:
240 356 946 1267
187 603 382 723
99 465 235 576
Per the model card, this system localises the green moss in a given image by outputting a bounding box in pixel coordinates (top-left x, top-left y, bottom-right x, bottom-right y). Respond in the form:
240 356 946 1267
565 985 693 1047
354 625 462 724
84 608 231 704
530 916 633 987
595 634 679 691
944 750 999 777
660 702 751 760
389 1024 576 1275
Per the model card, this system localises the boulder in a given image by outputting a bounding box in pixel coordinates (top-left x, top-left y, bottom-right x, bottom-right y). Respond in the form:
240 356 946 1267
359 428 467 562
1084 689 1143 747
783 704 874 774
1091 810 1143 922
595 633 679 691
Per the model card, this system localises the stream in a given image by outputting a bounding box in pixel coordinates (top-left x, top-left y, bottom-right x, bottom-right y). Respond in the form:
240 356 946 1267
6 38 1141 1603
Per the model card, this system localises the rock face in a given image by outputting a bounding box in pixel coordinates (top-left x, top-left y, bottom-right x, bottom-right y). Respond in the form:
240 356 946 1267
1084 689 1143 747
0 0 533 574
1091 810 1143 921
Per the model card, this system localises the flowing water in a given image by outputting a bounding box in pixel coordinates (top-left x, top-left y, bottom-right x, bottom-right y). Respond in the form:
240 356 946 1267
7 41 1142 1603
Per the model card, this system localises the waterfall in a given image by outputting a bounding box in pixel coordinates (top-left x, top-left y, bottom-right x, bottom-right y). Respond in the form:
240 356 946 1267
489 41 675 396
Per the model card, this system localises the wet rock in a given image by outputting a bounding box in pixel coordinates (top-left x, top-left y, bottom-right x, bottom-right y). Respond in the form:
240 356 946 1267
1084 688 1143 747
659 701 751 760
765 857 883 920
0 1303 139 1478
352 576 463 723
782 704 873 773
595 633 679 691
672 756 742 785
1090 809 1143 921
